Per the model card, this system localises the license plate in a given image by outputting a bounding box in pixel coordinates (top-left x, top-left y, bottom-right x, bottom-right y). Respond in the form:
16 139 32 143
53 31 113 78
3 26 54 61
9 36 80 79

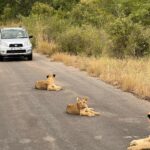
11 47 22 50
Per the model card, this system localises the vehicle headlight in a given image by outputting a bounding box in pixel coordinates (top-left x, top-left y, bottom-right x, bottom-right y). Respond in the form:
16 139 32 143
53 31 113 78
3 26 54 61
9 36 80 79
0 41 8 47
0 51 5 54
25 41 31 47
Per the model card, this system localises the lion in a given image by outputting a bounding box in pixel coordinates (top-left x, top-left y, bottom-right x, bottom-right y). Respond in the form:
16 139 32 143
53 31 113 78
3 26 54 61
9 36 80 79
35 74 62 91
127 136 150 150
127 113 150 150
66 97 100 117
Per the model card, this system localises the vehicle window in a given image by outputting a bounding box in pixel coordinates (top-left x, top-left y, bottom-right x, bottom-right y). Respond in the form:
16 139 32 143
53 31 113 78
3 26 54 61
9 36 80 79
1 29 28 39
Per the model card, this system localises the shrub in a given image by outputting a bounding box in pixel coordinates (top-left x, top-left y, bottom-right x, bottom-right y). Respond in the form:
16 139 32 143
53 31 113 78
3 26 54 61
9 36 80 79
57 26 84 54
36 40 59 56
22 14 70 51
126 25 150 57
57 25 108 56
31 2 54 16
130 8 150 26
43 16 70 41
70 2 114 27
1 4 14 21
52 0 79 10
107 18 150 58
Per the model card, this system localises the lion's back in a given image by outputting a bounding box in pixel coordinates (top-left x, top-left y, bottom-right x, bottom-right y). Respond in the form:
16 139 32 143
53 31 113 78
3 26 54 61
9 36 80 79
66 104 79 115
35 80 48 90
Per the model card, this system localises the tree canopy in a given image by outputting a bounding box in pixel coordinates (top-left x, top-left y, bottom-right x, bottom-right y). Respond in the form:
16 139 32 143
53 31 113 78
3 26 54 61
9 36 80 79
1 0 149 58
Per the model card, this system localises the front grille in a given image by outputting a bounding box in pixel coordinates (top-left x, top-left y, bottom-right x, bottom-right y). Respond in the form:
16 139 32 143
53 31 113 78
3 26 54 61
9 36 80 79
7 50 26 53
9 44 23 47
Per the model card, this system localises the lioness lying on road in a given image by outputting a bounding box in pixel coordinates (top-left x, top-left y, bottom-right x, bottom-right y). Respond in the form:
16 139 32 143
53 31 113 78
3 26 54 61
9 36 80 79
66 97 100 117
35 74 62 91
127 113 150 150
127 136 150 150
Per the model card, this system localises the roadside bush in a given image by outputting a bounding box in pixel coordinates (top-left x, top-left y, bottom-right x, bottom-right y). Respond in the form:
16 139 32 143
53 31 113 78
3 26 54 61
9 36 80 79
57 25 107 56
21 15 42 48
107 18 150 58
43 16 70 41
52 0 79 11
31 2 54 16
57 26 84 54
1 4 14 21
21 0 150 58
126 25 150 57
130 8 150 26
22 14 69 53
70 2 114 27
36 40 59 56
107 18 133 57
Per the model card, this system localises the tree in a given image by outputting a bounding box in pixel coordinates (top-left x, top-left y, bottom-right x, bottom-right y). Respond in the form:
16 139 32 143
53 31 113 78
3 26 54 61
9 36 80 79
70 2 114 27
31 2 54 16
52 0 79 10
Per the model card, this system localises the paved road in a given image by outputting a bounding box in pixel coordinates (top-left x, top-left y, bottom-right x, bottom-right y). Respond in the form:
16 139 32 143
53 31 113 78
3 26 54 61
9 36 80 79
0 53 150 150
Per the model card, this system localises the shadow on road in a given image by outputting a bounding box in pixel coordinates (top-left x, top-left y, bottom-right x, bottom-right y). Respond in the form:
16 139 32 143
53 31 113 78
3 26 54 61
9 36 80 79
0 56 32 62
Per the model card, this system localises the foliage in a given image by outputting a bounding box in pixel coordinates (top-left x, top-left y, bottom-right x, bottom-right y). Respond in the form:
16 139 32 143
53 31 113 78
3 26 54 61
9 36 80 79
43 16 70 41
57 25 105 56
31 2 54 16
51 0 79 10
130 8 150 26
126 25 150 57
1 4 14 21
107 18 149 58
70 2 114 27
0 0 150 58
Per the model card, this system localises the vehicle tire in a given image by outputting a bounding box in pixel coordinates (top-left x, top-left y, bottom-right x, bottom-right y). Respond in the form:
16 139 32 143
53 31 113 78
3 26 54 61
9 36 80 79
27 53 32 61
0 56 3 61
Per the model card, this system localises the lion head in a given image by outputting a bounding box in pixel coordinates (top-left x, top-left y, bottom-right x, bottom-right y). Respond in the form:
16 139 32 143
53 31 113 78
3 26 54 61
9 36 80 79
76 97 88 109
46 74 56 83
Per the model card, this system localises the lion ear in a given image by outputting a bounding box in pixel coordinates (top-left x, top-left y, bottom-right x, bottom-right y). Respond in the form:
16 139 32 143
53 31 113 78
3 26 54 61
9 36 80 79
46 75 49 78
84 97 88 101
77 97 79 101
53 74 56 78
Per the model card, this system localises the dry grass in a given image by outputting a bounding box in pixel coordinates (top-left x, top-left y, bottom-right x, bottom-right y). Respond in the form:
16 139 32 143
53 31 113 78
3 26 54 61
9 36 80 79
0 21 22 28
36 39 59 56
30 20 59 56
52 53 150 100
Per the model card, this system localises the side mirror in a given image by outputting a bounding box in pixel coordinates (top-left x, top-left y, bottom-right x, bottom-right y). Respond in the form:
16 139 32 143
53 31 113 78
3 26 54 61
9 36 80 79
29 35 33 38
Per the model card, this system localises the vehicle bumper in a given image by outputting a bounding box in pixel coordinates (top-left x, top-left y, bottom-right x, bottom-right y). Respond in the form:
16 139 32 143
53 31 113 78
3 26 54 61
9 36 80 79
0 49 32 57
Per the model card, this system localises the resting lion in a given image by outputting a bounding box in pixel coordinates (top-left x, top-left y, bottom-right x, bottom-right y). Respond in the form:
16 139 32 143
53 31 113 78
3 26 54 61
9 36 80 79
66 97 100 117
35 74 62 91
127 136 150 150
127 113 150 150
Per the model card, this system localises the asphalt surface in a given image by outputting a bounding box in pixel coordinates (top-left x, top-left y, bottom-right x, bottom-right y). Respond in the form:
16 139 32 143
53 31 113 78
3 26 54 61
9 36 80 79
0 53 150 150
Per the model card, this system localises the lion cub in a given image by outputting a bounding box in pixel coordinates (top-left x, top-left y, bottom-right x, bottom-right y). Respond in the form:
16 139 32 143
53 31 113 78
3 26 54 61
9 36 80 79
127 114 150 150
35 74 62 91
127 136 150 150
66 97 100 117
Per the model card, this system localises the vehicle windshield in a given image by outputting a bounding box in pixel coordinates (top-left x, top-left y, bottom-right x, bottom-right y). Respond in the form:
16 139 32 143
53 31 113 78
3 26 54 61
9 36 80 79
1 29 28 39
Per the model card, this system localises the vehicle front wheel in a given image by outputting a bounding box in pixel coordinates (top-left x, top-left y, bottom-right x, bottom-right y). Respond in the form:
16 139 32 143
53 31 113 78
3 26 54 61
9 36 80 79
0 56 4 61
27 54 32 61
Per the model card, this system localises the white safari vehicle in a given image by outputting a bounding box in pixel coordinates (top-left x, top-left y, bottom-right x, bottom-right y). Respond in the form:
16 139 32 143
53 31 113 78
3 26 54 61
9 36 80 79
0 27 33 60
